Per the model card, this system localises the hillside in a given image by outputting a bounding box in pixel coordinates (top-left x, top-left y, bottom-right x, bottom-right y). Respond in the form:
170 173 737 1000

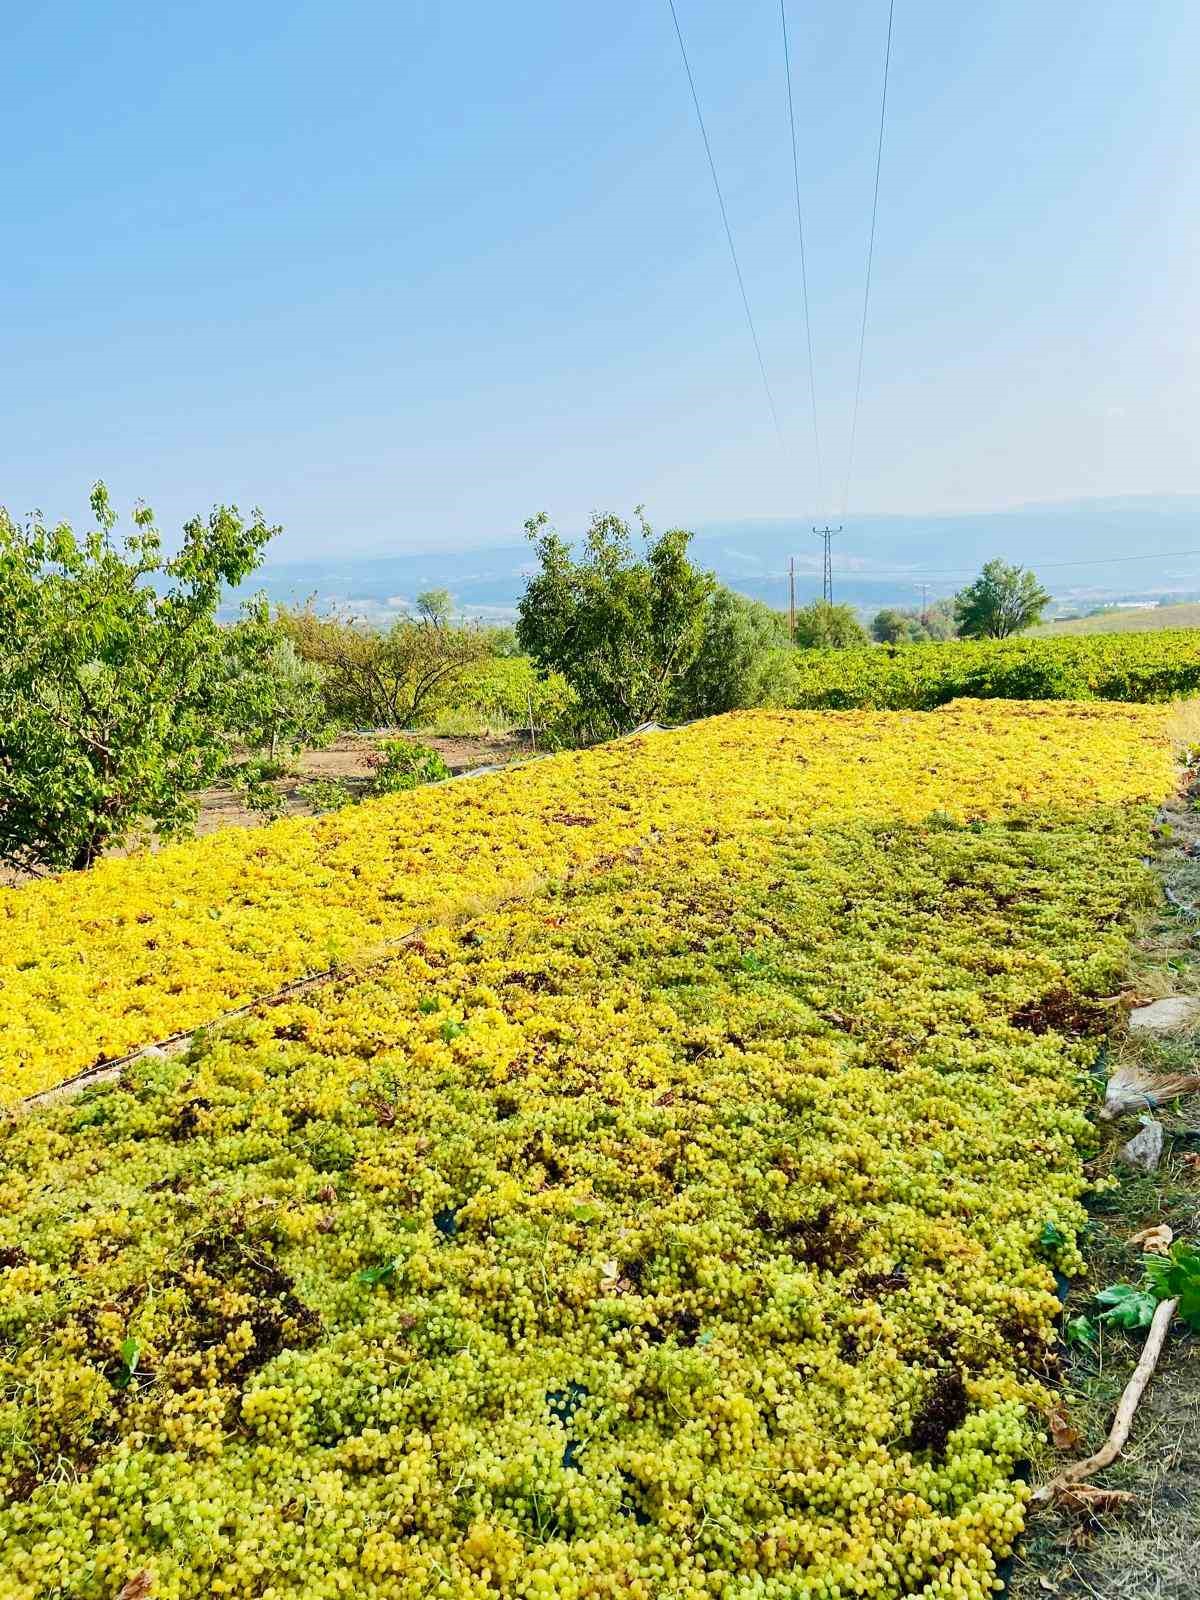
230 495 1200 622
1035 601 1200 635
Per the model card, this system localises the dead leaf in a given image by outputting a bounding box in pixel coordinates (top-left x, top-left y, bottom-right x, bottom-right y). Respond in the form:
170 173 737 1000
316 1184 338 1205
1056 1484 1138 1517
1038 1579 1059 1595
1182 1152 1200 1173
117 1574 154 1600
1047 1407 1081 1451
1127 1222 1173 1255
316 1212 336 1234
600 1259 619 1282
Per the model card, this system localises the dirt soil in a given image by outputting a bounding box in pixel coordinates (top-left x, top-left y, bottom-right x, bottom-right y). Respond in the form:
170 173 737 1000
0 732 535 886
1009 770 1200 1600
193 730 533 837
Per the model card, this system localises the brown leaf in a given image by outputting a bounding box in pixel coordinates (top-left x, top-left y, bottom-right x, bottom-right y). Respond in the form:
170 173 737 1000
1127 1222 1173 1255
117 1573 154 1600
1038 1579 1059 1595
1047 1407 1081 1451
1182 1152 1200 1173
316 1184 338 1205
316 1212 336 1234
1056 1484 1138 1517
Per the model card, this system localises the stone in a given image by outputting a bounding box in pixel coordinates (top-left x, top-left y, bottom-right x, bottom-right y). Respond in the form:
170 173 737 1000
1128 995 1200 1033
1117 1120 1164 1174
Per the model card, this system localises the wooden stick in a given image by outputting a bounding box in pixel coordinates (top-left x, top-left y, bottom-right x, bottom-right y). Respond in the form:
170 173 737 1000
1030 1295 1178 1507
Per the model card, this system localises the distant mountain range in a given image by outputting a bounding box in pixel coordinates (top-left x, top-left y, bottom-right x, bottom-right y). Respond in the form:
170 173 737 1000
227 494 1200 622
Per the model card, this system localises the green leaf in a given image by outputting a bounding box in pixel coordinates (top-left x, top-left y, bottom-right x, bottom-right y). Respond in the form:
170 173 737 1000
418 996 440 1015
1064 1314 1096 1347
1096 1282 1157 1329
1038 1220 1067 1252
111 1335 141 1389
357 1259 397 1287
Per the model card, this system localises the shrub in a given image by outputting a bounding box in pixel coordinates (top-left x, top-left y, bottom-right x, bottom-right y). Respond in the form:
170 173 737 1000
0 483 275 874
792 600 869 649
280 607 489 729
364 739 450 796
672 588 789 718
516 507 716 739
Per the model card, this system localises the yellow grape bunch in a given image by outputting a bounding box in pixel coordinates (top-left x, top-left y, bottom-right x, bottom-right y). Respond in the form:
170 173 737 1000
0 700 1179 1596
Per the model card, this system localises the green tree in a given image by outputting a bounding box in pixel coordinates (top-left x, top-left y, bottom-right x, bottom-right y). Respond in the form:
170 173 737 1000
871 599 958 644
415 588 452 626
792 601 869 649
0 484 275 874
516 508 716 739
221 600 333 761
280 606 488 728
871 607 921 644
954 559 1051 639
673 588 788 717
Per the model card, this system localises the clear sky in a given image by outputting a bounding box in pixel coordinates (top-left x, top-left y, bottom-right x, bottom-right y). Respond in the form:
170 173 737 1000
2 0 1197 556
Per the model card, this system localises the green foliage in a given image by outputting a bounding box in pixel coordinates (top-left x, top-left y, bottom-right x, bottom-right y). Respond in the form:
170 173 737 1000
364 739 450 797
482 624 522 658
231 755 292 823
220 600 334 759
424 654 577 739
781 630 1200 710
0 483 275 874
792 600 869 650
1095 1281 1158 1329
1064 1314 1097 1347
1142 1239 1200 1331
111 1337 141 1391
954 559 1051 639
872 600 958 645
671 588 789 718
415 588 452 626
280 606 489 729
301 776 356 814
1037 1220 1068 1253
516 508 716 739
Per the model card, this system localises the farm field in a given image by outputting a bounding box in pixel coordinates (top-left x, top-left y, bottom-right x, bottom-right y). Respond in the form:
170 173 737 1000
782 630 1200 710
0 701 1180 1599
1035 602 1200 637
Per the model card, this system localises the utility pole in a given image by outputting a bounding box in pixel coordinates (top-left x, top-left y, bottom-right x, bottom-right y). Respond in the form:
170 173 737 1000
788 556 796 640
811 525 842 604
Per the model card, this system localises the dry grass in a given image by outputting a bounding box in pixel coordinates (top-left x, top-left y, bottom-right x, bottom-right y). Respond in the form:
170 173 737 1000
1035 604 1200 637
1009 773 1200 1600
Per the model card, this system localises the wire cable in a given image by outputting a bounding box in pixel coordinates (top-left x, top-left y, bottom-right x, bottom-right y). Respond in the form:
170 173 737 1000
841 0 895 518
666 0 784 447
762 546 1200 584
780 0 824 515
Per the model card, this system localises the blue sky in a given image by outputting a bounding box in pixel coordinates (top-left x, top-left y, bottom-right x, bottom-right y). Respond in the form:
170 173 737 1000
2 0 1197 557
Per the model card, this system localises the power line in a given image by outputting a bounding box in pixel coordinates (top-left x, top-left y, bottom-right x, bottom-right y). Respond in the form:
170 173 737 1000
841 0 896 519
666 0 784 446
764 546 1200 584
780 0 823 514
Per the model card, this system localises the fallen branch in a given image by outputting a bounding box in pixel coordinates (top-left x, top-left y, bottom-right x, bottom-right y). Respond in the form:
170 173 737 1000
1030 1295 1178 1507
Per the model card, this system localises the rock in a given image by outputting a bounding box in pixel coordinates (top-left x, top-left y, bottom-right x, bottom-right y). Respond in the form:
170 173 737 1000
1118 1120 1164 1173
1128 995 1200 1033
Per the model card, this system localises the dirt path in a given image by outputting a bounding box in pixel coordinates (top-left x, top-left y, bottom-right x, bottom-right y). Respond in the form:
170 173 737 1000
1010 777 1200 1600
192 730 532 836
0 732 534 885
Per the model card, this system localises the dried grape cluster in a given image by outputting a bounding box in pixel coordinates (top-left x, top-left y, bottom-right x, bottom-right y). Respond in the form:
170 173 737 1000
0 702 1174 1104
0 701 1176 1597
